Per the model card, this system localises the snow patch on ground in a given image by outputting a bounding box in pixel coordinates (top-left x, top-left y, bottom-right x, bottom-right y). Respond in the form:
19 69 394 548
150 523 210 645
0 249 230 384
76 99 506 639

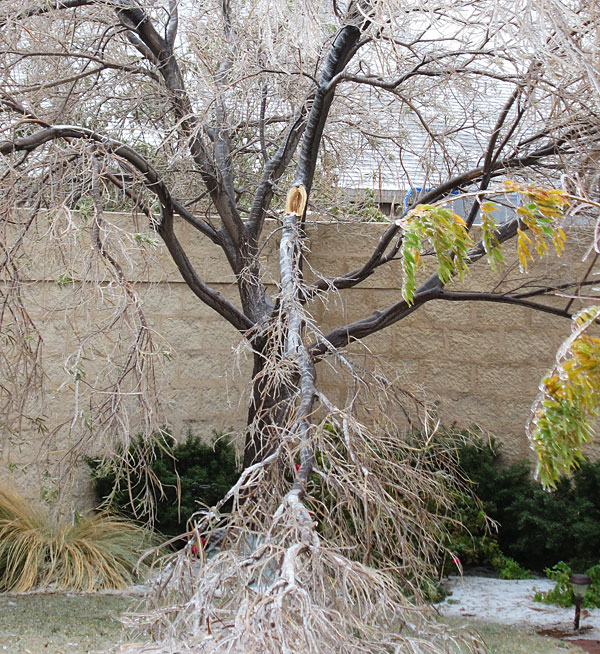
437 576 600 640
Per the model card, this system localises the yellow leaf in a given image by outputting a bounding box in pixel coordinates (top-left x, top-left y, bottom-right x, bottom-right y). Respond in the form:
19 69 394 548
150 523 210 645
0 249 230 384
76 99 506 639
481 202 498 213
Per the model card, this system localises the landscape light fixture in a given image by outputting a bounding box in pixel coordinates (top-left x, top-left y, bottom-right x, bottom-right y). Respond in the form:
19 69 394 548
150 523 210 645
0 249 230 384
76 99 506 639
569 574 591 631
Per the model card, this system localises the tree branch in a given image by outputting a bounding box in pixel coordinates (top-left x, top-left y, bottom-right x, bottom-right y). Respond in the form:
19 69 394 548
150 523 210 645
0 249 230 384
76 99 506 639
510 279 599 299
310 214 523 355
248 110 308 239
103 168 222 245
157 207 254 332
464 85 523 230
311 289 436 357
307 131 581 296
0 125 251 331
0 0 94 28
329 67 518 92
114 0 245 246
311 276 579 359
165 0 178 49
1 49 160 84
0 125 173 207
434 289 574 319
293 15 367 194
248 3 372 241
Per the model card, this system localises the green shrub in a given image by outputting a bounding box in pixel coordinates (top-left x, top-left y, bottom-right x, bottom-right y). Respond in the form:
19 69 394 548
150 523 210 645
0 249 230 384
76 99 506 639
0 485 157 592
455 436 600 572
86 430 240 539
493 553 534 580
431 430 530 579
534 561 600 608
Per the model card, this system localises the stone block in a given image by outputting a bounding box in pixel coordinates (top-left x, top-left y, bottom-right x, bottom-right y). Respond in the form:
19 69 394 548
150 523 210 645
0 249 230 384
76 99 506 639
444 328 504 363
468 302 533 330
392 323 447 361
529 310 572 332
503 329 562 364
474 365 544 400
420 300 474 328
163 386 247 433
163 317 241 354
139 286 184 316
422 364 475 397
440 395 499 435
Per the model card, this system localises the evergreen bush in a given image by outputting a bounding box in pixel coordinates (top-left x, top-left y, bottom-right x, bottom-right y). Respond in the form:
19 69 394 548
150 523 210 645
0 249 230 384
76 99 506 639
86 430 240 539
455 436 600 572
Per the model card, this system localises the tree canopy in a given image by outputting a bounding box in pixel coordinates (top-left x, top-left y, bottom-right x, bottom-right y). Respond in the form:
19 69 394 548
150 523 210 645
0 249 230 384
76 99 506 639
1 0 600 651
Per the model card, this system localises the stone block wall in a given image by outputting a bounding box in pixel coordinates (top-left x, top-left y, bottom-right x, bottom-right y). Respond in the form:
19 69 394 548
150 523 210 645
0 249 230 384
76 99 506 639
1 214 595 505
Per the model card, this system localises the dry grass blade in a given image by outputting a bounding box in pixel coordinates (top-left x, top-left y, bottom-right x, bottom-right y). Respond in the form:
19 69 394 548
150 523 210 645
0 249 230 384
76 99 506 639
0 485 158 592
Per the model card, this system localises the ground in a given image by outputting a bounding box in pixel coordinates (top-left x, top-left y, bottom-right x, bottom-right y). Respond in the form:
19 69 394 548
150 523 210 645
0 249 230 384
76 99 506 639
0 576 597 653
0 592 135 654
439 576 600 654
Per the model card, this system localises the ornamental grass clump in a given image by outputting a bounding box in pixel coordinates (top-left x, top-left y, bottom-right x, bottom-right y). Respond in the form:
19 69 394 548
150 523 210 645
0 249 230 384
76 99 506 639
0 485 158 592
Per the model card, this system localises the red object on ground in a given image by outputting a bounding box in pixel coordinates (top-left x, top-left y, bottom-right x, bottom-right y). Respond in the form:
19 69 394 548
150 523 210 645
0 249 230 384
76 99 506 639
190 537 207 557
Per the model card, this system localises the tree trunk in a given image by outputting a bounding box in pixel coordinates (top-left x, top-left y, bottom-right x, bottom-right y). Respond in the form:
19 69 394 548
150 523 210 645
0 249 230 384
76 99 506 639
243 336 294 470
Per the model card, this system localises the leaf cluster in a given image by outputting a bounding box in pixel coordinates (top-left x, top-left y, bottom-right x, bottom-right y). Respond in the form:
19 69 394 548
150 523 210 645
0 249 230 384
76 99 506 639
400 205 473 304
399 183 570 305
532 306 600 488
505 181 569 271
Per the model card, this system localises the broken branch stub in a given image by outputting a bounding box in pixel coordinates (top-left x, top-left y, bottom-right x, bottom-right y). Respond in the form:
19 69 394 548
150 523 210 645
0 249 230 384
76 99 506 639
285 184 307 216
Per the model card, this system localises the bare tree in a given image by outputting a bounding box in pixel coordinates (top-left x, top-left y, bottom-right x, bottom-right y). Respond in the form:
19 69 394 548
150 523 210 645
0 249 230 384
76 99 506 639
1 0 600 651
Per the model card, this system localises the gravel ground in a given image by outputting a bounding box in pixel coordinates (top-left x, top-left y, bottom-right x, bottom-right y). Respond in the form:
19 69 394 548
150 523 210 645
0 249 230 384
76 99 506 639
0 592 138 654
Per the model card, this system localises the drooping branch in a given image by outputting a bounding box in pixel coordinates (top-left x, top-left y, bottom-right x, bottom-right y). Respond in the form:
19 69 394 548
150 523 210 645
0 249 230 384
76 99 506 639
278 211 317 488
83 152 163 445
0 125 173 208
0 125 252 331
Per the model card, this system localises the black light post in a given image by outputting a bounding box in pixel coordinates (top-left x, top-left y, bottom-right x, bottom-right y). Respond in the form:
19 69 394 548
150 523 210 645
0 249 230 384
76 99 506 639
569 574 592 631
